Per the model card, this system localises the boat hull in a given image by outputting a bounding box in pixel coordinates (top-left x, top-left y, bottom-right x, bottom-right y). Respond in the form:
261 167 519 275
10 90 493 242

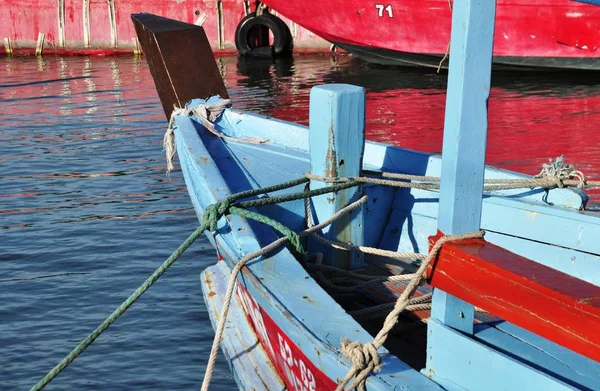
333 42 600 71
175 98 600 390
0 0 330 56
263 0 600 70
201 262 287 390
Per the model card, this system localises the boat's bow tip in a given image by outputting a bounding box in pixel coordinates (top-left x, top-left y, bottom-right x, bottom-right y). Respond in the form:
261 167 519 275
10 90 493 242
132 12 229 119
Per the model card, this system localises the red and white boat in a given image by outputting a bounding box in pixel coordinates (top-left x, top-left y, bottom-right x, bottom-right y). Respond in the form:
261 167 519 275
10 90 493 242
261 0 600 70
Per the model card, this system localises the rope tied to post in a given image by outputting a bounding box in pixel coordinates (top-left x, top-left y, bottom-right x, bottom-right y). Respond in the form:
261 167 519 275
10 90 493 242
339 340 382 391
203 199 232 231
32 146 598 391
535 155 586 188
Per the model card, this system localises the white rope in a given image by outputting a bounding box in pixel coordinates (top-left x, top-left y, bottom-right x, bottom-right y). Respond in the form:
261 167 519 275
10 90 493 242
306 155 600 191
164 100 268 174
535 155 586 188
436 0 453 73
335 230 485 391
200 195 369 391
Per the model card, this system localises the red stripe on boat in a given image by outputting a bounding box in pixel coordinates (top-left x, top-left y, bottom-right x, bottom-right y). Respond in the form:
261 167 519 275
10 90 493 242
427 230 600 363
236 283 338 390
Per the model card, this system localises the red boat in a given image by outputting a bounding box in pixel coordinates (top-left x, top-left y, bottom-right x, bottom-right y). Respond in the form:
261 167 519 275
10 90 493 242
259 0 600 70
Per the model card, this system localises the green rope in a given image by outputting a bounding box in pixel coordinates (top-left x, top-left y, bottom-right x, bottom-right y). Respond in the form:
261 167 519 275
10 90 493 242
30 176 361 390
237 180 359 209
230 206 305 256
30 222 209 391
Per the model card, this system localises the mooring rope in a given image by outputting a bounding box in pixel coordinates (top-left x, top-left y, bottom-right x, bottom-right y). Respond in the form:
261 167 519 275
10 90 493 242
31 178 358 391
29 223 209 391
307 156 600 192
31 144 599 391
200 194 369 391
335 230 485 391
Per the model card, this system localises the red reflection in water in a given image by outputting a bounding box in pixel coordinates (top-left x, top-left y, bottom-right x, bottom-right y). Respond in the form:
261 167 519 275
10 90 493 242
2 54 600 209
221 55 600 205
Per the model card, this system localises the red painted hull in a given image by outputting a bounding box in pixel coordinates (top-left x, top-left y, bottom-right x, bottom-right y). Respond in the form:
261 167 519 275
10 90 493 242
0 0 329 56
263 0 600 69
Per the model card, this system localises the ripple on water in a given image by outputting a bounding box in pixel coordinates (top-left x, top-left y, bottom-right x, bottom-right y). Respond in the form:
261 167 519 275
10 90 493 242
2 54 600 390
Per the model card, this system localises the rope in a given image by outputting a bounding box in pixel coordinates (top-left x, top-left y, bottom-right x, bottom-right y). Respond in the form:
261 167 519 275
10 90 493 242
436 0 453 73
31 177 350 391
32 151 596 390
30 223 209 391
307 155 600 192
200 195 370 391
335 230 485 391
164 100 268 173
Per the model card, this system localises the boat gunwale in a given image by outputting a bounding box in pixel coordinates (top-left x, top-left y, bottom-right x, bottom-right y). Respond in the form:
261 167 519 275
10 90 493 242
172 109 443 390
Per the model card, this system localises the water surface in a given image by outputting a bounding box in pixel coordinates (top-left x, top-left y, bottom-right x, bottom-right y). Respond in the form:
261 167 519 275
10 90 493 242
2 54 600 390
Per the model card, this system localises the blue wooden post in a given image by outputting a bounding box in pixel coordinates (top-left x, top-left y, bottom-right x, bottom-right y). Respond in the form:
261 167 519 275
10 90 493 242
430 0 497 333
308 84 365 270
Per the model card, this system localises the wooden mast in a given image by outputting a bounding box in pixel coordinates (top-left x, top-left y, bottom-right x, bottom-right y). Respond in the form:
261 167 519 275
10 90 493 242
429 0 497 334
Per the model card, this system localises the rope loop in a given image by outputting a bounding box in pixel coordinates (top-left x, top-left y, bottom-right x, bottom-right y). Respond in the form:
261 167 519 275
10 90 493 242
535 155 587 189
338 339 382 391
203 199 232 231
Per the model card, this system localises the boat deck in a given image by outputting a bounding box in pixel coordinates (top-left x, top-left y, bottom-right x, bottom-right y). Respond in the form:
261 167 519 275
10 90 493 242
308 253 498 371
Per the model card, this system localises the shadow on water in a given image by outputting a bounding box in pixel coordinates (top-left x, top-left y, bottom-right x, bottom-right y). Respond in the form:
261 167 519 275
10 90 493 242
232 53 600 98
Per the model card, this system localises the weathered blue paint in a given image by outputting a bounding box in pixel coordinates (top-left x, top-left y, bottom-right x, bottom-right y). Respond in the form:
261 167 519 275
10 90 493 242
431 0 497 335
173 108 443 390
308 84 366 270
424 319 581 391
212 137 600 284
173 92 600 389
380 201 600 285
477 321 600 390
378 187 600 285
218 108 587 210
201 263 286 390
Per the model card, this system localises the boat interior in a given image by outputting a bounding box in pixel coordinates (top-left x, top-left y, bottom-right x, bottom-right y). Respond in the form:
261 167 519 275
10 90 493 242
176 96 600 377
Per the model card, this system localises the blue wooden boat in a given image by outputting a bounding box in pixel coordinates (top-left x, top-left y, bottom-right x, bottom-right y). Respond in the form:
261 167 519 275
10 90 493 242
133 2 600 390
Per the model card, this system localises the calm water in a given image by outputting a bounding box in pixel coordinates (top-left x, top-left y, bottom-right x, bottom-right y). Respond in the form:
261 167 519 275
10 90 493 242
2 54 600 390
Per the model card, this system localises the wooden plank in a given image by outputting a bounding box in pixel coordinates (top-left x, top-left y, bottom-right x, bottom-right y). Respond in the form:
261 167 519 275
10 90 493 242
201 263 286 390
426 232 600 363
425 319 579 390
174 109 443 390
477 322 600 390
308 84 366 270
430 0 497 334
132 13 229 119
378 203 600 286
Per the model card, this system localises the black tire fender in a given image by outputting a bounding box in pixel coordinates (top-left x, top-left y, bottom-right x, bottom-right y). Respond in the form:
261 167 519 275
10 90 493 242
234 12 293 57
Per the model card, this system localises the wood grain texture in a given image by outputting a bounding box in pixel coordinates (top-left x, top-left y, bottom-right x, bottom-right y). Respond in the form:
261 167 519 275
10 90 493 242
132 13 229 118
308 84 366 270
431 0 498 334
427 231 600 364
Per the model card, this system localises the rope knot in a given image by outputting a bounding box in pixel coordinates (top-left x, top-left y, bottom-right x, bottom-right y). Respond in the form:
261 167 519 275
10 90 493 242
535 155 586 189
338 338 382 391
203 199 232 231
